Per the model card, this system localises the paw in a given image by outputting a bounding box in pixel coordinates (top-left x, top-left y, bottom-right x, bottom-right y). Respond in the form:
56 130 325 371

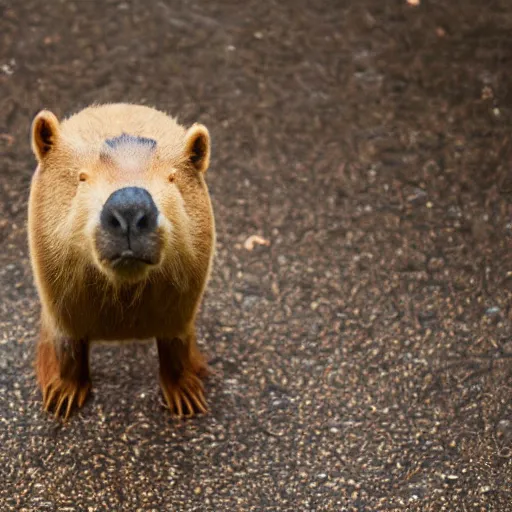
42 377 91 421
160 371 207 418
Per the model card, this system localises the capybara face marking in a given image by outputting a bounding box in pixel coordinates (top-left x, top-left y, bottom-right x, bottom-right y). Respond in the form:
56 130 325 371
104 133 157 150
100 133 158 173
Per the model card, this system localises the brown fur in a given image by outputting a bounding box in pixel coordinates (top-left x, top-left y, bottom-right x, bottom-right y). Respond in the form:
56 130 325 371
28 103 216 420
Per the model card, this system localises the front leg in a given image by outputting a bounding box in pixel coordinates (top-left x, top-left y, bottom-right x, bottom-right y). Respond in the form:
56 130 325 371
35 323 91 421
157 331 208 418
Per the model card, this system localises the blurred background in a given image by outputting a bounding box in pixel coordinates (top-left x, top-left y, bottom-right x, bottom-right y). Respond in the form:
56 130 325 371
1 0 511 510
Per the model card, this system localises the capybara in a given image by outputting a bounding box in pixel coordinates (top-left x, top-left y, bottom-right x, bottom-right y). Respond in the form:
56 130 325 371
28 103 215 420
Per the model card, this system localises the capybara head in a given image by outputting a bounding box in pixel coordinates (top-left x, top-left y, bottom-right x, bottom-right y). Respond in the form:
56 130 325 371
29 104 214 287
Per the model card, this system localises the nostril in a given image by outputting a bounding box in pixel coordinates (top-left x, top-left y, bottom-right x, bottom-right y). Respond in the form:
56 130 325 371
109 215 121 230
107 209 128 234
135 213 148 231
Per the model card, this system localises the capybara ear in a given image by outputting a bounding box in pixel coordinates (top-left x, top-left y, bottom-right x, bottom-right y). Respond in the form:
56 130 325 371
184 123 210 173
31 110 60 162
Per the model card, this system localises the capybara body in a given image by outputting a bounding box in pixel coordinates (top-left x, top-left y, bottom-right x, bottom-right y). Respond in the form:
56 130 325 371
28 103 215 420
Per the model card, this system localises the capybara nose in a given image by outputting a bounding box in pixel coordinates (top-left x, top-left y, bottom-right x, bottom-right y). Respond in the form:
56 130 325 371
101 187 158 240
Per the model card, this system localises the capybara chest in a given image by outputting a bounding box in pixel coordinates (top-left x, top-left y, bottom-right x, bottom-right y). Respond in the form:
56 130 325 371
57 283 187 341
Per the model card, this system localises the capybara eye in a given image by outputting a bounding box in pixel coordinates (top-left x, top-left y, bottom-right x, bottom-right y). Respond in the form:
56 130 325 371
79 172 88 182
168 173 175 183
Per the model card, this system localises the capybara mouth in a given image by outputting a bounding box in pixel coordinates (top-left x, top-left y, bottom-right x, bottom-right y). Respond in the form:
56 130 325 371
103 250 159 280
110 250 157 268
96 241 162 280
100 256 149 283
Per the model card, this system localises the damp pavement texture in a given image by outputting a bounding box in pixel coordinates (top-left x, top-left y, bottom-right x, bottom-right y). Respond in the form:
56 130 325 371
1 0 512 510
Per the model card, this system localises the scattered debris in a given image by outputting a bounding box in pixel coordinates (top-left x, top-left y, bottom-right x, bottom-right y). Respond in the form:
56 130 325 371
406 187 428 206
0 134 15 147
1 59 16 76
243 235 270 251
43 35 61 45
481 86 493 100
496 419 512 442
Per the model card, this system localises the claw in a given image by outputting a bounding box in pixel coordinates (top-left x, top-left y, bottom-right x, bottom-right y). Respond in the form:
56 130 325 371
54 393 67 418
56 388 76 420
44 385 57 411
39 378 90 420
182 382 207 414
173 390 184 417
190 390 208 414
181 393 194 417
42 385 49 407
161 385 171 409
78 385 89 408
160 370 208 418
64 393 75 421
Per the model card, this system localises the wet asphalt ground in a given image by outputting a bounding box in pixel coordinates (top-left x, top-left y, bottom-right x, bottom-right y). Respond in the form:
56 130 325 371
1 0 511 510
